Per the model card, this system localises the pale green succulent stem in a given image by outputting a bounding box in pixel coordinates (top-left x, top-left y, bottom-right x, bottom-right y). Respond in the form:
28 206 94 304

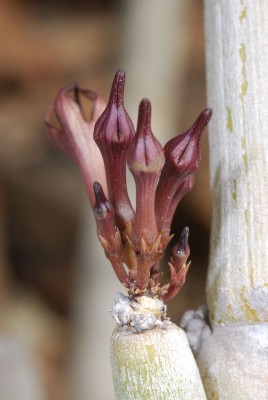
197 1 268 398
111 321 207 400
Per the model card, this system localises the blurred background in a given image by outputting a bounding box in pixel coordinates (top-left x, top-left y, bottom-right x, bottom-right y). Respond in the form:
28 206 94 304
0 0 210 399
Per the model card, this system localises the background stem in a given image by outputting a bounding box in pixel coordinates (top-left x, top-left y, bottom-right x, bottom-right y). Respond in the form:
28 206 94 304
197 1 268 398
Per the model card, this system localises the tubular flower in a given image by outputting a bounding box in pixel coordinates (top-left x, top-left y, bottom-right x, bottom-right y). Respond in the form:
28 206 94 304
127 98 166 289
94 70 135 237
45 84 107 207
155 108 212 231
46 70 212 301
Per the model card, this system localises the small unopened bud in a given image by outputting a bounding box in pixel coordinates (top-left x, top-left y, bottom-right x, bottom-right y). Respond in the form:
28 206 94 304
93 181 115 231
172 227 190 272
155 108 212 230
93 181 120 250
93 181 128 284
128 98 165 246
162 227 190 302
94 70 135 236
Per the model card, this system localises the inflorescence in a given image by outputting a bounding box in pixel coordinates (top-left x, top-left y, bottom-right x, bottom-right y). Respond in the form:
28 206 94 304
46 70 212 302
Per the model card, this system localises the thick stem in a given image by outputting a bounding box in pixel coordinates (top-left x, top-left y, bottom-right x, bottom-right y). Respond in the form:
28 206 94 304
110 294 207 399
111 322 207 400
197 325 268 400
205 0 268 326
196 1 268 398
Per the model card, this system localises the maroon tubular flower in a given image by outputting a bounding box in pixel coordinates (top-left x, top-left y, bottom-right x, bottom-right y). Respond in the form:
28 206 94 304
94 70 135 237
45 85 107 207
128 98 165 246
93 181 128 284
155 108 212 231
162 227 191 302
127 98 166 290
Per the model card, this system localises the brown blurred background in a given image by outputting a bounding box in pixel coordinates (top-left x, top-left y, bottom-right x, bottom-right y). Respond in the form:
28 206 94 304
0 0 210 399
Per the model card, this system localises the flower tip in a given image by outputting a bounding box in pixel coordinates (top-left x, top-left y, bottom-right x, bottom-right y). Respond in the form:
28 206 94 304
178 226 189 250
168 226 190 278
109 69 126 106
137 98 152 134
128 97 164 174
204 106 213 116
201 107 213 124
93 181 111 219
139 97 151 111
115 69 126 79
173 226 190 260
93 181 103 196
93 181 107 205
192 107 213 139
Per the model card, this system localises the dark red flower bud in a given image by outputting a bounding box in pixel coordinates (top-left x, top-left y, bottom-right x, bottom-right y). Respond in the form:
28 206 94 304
93 181 117 240
155 108 212 230
162 227 190 302
94 70 135 236
93 181 128 284
172 226 190 272
127 98 165 246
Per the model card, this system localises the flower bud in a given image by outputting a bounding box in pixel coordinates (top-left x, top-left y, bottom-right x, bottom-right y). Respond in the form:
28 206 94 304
45 85 107 207
155 108 212 229
162 227 190 302
172 227 190 272
93 181 128 284
93 181 117 241
128 98 165 246
94 70 135 236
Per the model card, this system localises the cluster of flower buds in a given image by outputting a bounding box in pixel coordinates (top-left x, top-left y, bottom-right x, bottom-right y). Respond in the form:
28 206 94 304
46 70 212 301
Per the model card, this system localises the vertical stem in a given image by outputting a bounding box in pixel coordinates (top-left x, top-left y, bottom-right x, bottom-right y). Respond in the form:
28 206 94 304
205 0 268 327
196 1 268 398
